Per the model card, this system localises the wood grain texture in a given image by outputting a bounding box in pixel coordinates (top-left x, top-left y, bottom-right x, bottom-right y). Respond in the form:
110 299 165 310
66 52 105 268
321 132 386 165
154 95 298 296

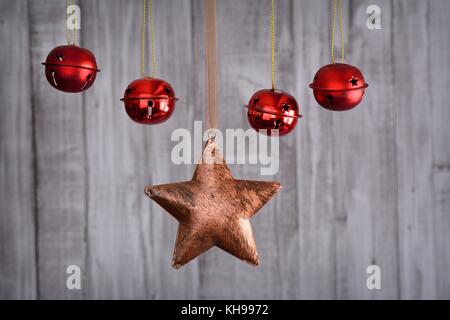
394 0 450 299
80 0 198 299
393 0 436 299
0 0 449 300
428 0 450 300
0 0 37 299
293 0 337 300
28 0 87 299
80 0 153 299
332 0 399 299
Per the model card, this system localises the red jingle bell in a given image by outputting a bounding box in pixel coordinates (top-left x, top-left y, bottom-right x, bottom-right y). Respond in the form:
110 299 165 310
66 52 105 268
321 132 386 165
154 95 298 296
121 78 177 125
309 63 368 111
246 89 302 136
42 45 100 93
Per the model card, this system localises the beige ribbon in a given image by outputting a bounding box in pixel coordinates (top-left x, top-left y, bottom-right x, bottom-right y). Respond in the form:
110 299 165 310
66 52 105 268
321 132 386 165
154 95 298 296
204 0 218 130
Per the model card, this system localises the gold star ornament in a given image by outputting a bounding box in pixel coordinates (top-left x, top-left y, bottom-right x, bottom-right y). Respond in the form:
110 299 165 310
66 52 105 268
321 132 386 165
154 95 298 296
145 138 281 269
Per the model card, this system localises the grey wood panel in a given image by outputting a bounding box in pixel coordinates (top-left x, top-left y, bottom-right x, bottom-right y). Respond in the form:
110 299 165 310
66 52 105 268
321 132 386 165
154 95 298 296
332 0 399 299
269 0 302 299
393 0 450 299
394 0 437 299
0 0 37 300
429 0 450 300
80 0 152 300
293 0 338 299
29 0 87 299
81 0 198 299
353 0 399 300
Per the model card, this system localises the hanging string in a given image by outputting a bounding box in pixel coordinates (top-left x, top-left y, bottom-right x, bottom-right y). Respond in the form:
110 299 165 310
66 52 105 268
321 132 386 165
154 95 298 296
66 0 76 45
331 0 344 64
73 0 76 45
204 0 218 130
66 0 70 45
339 0 344 62
141 0 157 78
271 0 276 90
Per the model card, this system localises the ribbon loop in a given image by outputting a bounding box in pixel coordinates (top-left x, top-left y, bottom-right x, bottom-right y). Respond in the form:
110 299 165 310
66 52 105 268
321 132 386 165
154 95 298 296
331 0 345 64
141 0 157 78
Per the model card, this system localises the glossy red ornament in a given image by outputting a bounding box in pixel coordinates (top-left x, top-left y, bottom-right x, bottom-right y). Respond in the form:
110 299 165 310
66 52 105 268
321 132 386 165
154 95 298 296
121 78 177 125
309 63 368 111
42 45 100 93
245 89 302 136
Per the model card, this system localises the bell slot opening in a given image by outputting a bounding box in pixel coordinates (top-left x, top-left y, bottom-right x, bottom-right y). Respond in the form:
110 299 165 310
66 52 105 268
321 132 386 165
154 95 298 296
147 99 154 117
80 74 93 91
326 95 334 108
51 71 58 87
274 119 282 129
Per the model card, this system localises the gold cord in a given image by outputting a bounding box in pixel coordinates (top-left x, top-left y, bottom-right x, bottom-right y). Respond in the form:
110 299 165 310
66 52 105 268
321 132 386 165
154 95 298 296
271 0 276 90
66 0 69 44
141 0 157 78
66 0 76 45
73 0 76 45
149 0 156 77
339 0 344 62
331 0 344 63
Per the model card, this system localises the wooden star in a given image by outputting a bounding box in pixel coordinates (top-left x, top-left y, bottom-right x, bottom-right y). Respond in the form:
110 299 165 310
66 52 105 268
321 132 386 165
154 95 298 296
145 139 281 269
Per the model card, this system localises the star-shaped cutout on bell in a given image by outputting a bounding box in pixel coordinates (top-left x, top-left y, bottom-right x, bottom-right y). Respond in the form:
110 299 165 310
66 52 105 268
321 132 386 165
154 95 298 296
350 77 359 87
145 138 281 268
281 103 290 112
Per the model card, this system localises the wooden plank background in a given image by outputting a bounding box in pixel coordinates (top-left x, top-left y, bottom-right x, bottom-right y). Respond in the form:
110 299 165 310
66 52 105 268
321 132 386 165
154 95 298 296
0 0 449 299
